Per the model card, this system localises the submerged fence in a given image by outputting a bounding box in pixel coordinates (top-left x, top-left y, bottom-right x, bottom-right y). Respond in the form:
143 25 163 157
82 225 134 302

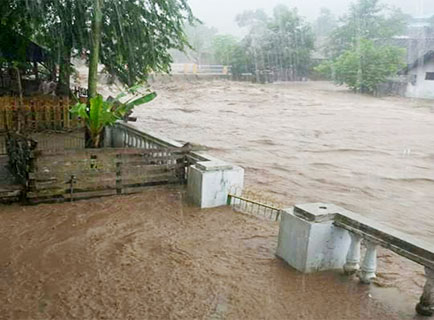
27 147 189 203
227 188 282 221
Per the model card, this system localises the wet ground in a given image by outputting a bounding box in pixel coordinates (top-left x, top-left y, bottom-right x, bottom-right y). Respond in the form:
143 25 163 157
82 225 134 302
0 189 424 319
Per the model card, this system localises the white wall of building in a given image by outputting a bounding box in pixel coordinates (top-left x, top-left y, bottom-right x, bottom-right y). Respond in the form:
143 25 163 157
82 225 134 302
406 59 434 99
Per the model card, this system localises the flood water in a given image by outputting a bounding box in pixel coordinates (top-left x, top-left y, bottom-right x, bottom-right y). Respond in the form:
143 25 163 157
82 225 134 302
0 189 423 319
135 80 434 244
1 79 432 318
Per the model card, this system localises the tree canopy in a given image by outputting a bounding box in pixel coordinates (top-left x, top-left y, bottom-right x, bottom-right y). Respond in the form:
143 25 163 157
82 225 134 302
1 0 196 94
328 0 407 58
317 39 405 93
313 8 337 39
316 0 407 94
235 5 314 81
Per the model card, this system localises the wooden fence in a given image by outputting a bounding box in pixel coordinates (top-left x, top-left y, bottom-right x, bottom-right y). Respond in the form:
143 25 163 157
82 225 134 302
0 96 83 131
0 134 6 155
26 147 189 203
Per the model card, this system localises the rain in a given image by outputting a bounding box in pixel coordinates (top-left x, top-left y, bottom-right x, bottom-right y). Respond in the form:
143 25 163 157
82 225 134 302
0 0 433 319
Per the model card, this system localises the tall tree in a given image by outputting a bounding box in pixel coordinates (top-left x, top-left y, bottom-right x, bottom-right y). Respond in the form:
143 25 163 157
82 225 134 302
316 0 407 94
318 39 405 93
88 0 103 99
329 0 407 58
183 24 217 64
212 35 239 66
236 5 314 81
99 0 196 87
314 8 337 38
267 5 314 79
5 0 195 95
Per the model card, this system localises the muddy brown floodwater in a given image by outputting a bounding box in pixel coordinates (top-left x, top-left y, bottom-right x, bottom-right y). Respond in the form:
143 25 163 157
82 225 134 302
136 80 434 243
0 189 424 319
135 79 434 306
1 80 432 319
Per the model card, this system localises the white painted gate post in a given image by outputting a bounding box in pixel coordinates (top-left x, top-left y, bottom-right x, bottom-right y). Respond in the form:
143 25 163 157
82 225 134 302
343 233 362 275
359 241 378 284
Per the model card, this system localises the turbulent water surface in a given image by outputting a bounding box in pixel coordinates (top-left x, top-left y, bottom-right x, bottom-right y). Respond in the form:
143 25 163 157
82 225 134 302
135 80 434 244
0 189 423 319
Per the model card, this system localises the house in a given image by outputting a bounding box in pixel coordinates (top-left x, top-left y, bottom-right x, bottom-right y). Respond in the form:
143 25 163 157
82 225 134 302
0 31 49 64
403 50 434 99
0 28 52 95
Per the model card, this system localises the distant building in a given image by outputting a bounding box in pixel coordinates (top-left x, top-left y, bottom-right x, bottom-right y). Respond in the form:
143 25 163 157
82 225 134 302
403 51 434 99
384 15 434 99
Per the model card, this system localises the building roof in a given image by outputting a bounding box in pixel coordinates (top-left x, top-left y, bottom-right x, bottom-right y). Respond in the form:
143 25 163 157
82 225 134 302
0 29 50 63
401 50 434 74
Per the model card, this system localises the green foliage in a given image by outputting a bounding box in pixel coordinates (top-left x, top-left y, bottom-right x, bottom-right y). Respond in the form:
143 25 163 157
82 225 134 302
317 39 405 93
71 87 156 148
4 0 196 89
0 1 44 66
328 0 407 58
100 0 196 86
235 5 314 80
212 35 239 66
267 5 315 77
314 8 337 38
183 24 217 64
314 61 334 79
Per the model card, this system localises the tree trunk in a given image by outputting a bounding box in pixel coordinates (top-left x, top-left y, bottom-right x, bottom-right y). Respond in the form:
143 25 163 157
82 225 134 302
14 67 24 133
86 0 103 148
56 47 72 96
88 0 103 99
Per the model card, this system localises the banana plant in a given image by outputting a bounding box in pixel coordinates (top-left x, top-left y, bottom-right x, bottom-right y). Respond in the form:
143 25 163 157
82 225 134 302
71 87 156 148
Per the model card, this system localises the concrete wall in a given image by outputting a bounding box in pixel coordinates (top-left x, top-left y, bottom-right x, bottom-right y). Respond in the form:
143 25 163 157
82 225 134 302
276 205 351 273
406 59 434 99
187 161 244 208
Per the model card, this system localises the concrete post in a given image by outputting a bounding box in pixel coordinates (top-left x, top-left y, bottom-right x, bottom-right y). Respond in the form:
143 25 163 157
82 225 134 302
276 204 351 273
416 267 434 317
111 127 125 148
187 160 244 208
343 233 362 275
103 126 113 148
359 241 378 284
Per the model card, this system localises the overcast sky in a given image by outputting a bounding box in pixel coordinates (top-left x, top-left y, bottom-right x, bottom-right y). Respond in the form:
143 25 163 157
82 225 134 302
188 0 434 36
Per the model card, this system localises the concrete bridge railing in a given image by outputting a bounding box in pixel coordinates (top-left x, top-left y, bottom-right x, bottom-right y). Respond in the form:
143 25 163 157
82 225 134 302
277 203 434 317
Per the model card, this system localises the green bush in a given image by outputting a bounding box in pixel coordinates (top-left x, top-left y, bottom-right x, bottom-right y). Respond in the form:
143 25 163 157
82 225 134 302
71 86 156 148
316 39 405 93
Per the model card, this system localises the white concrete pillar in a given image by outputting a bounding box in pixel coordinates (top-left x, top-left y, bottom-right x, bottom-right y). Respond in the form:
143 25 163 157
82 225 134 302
359 241 378 284
343 233 362 275
103 126 113 147
276 204 351 273
416 267 434 317
187 160 244 208
112 127 125 148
